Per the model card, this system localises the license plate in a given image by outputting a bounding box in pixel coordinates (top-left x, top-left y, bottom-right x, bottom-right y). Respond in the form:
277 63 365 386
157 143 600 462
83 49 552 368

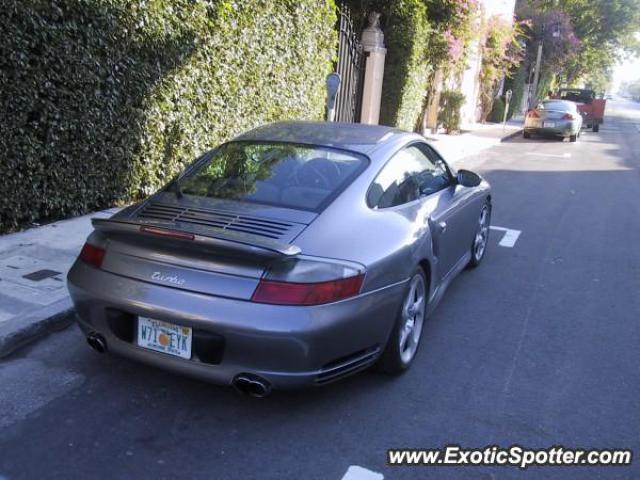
544 121 556 128
137 317 192 359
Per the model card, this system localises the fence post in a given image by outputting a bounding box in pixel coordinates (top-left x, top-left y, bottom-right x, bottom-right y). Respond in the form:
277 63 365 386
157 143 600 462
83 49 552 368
359 13 386 125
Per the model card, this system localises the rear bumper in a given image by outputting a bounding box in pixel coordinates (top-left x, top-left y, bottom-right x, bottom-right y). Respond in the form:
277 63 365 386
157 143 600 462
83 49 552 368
524 127 571 137
68 261 406 389
524 120 578 137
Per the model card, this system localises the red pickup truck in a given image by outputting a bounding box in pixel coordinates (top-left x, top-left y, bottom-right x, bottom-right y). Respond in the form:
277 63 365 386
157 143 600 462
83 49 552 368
552 89 606 132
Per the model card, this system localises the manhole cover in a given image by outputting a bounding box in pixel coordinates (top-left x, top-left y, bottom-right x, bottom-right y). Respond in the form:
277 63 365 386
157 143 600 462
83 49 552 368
22 269 62 281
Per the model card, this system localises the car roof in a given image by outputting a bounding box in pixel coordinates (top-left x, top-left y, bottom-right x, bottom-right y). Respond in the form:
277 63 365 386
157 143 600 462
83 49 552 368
232 121 412 154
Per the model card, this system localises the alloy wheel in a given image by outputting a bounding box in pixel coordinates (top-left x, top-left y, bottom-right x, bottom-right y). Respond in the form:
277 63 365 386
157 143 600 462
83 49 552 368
473 206 490 261
399 273 426 364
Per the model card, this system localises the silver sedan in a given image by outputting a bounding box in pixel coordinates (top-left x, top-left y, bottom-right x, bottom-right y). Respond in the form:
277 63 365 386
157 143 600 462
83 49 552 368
67 121 492 395
523 99 583 141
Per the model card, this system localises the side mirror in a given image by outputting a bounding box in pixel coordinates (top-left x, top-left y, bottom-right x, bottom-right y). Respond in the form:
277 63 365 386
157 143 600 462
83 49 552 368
457 169 482 187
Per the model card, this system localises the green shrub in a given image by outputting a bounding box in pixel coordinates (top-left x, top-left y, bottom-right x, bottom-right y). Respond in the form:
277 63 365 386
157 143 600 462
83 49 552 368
0 0 336 232
489 96 506 123
438 90 465 133
378 0 430 130
506 62 526 119
536 68 555 103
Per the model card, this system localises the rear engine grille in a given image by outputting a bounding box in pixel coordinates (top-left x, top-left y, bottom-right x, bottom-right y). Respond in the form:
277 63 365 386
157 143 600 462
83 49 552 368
138 202 295 240
315 346 380 385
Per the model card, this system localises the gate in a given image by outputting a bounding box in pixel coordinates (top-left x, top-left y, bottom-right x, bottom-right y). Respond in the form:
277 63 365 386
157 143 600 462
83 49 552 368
334 6 365 123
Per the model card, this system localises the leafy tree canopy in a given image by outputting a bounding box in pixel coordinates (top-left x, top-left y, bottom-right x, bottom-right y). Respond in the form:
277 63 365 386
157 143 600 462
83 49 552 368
521 0 640 87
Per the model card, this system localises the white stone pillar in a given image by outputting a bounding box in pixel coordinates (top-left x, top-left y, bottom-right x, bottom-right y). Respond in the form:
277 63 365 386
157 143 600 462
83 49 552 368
360 13 386 125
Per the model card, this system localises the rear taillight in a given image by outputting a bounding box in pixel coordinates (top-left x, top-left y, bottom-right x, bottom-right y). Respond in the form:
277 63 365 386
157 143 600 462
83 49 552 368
79 243 105 268
562 113 575 120
251 274 365 306
527 110 540 118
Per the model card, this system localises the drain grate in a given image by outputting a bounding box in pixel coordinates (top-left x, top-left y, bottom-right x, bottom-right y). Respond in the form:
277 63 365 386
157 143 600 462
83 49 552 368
22 269 62 281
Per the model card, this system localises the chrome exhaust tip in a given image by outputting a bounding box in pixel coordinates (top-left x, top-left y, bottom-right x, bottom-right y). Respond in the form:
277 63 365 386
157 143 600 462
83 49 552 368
86 332 107 353
232 374 272 398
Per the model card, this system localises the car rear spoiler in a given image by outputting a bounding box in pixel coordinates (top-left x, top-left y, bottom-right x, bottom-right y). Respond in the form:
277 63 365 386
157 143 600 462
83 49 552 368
91 218 301 257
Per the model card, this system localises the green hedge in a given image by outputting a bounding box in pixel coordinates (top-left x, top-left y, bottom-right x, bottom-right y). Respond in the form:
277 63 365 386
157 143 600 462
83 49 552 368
505 62 526 119
438 90 465 133
489 96 505 123
378 0 430 130
0 0 336 232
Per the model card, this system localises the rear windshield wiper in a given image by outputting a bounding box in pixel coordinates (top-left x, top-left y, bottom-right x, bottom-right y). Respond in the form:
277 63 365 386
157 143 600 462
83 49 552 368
168 177 183 198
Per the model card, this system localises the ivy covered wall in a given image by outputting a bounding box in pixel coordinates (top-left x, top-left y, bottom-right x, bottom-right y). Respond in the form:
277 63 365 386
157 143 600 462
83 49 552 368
0 0 336 232
377 0 431 130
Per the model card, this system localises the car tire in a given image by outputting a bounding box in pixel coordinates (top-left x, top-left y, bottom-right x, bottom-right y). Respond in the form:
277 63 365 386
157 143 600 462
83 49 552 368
523 131 531 139
570 134 577 142
467 202 491 269
377 267 428 375
592 123 600 132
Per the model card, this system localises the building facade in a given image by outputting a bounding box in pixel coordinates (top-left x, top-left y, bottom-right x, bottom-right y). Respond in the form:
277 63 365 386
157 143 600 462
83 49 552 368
459 0 516 125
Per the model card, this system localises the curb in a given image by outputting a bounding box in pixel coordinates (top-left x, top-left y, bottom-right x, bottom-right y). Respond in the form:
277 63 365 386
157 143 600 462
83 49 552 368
500 128 523 142
0 298 75 358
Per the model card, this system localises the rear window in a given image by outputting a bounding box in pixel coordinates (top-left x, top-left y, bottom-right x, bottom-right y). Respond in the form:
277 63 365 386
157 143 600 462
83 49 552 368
559 90 594 103
178 142 367 211
541 101 575 111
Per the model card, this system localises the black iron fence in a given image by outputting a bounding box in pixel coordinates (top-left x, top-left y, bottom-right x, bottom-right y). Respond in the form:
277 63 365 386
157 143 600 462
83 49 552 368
334 6 365 123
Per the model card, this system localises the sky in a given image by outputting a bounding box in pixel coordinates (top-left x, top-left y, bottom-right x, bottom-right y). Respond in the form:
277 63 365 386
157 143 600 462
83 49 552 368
612 56 640 92
611 32 640 93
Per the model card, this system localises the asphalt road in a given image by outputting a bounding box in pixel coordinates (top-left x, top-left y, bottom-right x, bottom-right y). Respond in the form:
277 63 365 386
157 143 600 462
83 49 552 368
1 99 640 480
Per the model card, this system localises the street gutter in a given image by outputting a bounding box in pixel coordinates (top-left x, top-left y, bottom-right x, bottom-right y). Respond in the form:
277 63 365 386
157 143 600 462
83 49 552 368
0 298 75 358
500 128 524 142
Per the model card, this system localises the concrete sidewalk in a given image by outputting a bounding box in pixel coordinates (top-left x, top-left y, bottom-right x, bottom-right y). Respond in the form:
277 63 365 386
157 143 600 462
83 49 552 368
0 119 522 358
0 208 119 357
426 118 523 166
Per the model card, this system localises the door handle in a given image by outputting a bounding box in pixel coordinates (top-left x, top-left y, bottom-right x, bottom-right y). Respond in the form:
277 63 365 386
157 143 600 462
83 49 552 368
436 221 447 233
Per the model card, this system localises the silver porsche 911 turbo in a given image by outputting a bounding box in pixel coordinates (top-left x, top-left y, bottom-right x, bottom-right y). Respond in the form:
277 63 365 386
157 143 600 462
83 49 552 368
67 121 491 396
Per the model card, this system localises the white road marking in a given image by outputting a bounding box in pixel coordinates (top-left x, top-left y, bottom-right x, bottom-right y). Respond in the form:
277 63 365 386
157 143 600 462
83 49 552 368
341 466 384 480
490 226 522 248
525 152 571 158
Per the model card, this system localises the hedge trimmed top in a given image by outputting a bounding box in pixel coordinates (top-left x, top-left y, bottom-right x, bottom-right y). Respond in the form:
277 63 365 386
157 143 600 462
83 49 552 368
0 0 336 232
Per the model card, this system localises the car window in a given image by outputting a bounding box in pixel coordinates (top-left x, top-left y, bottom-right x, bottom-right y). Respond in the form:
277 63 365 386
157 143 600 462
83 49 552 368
541 101 575 111
178 142 367 211
367 144 451 209
418 144 453 194
559 90 594 104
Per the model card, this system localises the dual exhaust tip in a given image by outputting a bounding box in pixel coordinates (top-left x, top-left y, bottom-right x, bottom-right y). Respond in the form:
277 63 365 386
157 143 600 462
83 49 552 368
232 374 271 398
86 332 271 397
